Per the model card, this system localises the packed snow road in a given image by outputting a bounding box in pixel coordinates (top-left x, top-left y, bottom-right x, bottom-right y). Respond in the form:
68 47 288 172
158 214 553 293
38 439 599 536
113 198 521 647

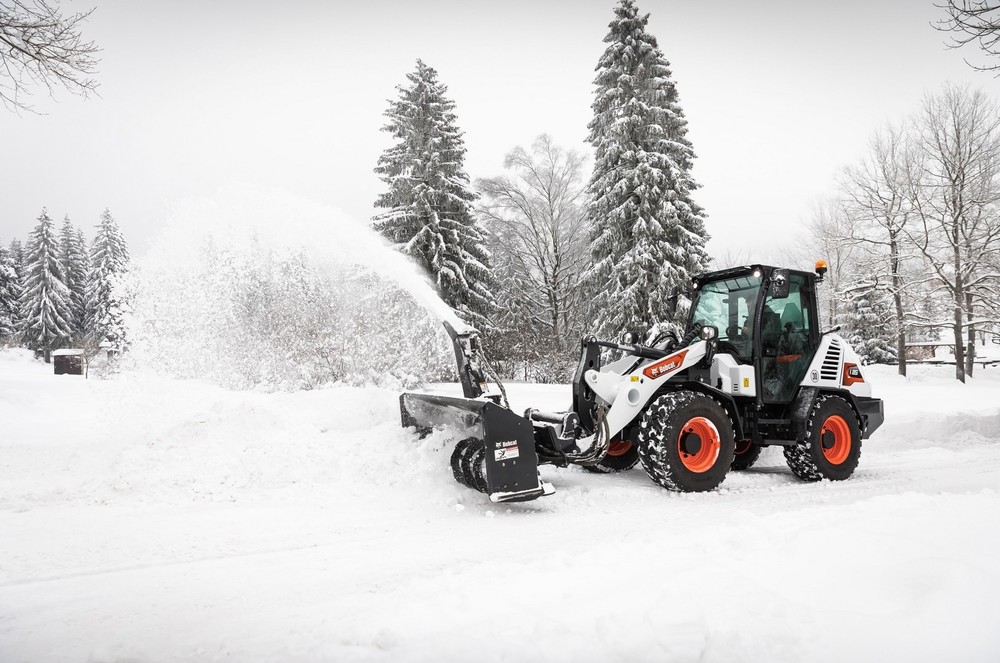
1 349 999 662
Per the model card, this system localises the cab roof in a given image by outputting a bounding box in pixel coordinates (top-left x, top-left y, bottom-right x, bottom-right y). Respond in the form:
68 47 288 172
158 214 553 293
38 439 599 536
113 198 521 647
694 265 818 285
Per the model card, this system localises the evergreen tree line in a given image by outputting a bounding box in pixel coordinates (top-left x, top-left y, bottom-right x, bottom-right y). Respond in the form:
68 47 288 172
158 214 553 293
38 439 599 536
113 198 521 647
808 83 1000 382
371 0 709 381
0 208 130 361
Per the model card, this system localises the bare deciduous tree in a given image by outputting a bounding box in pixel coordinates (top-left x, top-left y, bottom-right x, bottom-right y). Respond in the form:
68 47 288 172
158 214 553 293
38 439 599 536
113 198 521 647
936 2 1000 73
710 248 752 270
0 0 99 112
477 135 590 379
808 198 860 330
840 124 917 375
904 84 1000 381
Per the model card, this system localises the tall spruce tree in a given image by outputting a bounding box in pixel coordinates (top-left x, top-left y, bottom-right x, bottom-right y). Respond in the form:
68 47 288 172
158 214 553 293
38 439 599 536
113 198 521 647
373 59 496 328
85 208 130 351
586 0 710 336
59 216 89 341
19 209 74 357
0 243 19 342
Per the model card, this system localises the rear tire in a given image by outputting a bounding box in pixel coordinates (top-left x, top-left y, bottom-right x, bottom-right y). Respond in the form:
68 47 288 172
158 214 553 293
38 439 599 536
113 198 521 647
784 395 862 481
731 440 763 471
637 391 735 492
582 435 640 473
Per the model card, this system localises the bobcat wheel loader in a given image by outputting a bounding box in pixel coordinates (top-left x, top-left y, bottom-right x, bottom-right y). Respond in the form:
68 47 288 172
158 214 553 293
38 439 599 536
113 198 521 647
399 262 885 503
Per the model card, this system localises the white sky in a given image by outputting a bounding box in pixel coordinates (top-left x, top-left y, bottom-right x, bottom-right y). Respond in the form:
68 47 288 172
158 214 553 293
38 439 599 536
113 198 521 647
0 0 992 260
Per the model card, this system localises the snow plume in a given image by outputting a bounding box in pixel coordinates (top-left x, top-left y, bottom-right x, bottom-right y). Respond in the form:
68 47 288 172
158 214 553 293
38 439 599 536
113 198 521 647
123 186 458 390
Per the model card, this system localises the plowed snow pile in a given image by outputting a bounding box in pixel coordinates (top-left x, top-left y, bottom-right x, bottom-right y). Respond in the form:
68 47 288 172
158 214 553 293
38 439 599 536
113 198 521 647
2 348 999 662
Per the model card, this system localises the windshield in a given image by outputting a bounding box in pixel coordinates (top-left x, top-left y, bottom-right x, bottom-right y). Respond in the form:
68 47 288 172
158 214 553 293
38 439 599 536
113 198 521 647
689 274 762 361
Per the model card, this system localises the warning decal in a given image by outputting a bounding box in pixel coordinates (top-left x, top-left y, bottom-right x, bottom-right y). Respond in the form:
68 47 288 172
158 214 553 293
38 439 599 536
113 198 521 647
494 439 520 461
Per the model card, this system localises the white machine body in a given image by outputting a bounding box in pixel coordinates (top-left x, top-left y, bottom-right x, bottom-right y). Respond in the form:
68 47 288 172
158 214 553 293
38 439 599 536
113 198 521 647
800 333 873 398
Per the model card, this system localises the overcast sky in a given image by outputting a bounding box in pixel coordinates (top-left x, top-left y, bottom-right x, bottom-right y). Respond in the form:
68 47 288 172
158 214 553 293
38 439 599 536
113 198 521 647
0 0 991 260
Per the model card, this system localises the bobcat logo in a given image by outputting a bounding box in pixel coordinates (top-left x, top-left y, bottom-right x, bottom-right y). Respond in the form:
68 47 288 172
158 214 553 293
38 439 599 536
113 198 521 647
642 349 689 380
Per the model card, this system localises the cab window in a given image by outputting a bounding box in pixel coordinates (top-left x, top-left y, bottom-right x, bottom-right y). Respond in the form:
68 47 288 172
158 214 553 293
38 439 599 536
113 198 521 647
688 274 761 363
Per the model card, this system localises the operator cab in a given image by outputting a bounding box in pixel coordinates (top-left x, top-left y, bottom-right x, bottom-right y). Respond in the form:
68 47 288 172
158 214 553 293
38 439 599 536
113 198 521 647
689 265 821 404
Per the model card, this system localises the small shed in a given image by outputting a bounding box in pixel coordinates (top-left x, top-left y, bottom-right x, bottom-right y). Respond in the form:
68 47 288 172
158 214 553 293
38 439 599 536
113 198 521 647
52 349 86 376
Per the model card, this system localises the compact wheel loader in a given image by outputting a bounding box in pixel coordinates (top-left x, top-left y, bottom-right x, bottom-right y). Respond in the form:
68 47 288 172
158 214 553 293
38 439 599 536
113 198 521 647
400 262 885 503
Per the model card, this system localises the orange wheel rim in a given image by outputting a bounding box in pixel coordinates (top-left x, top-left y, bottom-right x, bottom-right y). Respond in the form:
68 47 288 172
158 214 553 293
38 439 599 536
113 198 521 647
821 415 852 465
677 417 721 473
607 438 633 457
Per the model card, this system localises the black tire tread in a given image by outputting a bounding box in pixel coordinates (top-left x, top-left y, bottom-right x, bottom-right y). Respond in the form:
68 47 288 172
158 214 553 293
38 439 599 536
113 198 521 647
636 390 736 492
582 439 640 474
784 394 862 482
731 442 763 471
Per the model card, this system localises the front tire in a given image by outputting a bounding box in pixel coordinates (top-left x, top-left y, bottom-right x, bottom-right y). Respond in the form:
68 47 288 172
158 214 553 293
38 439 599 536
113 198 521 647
784 395 862 481
637 391 735 492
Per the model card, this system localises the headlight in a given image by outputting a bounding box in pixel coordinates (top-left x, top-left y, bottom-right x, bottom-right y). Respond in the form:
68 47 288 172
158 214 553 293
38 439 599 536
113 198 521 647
700 325 718 341
622 331 636 345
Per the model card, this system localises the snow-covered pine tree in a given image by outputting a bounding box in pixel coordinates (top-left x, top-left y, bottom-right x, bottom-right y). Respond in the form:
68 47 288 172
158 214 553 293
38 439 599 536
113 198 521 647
846 285 897 364
85 208 130 352
19 209 74 358
59 216 89 341
0 243 20 343
6 238 26 342
8 238 25 272
373 59 496 329
586 0 710 336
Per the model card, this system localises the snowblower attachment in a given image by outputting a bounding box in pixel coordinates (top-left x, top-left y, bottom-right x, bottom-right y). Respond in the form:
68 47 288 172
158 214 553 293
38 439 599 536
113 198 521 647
399 322 553 503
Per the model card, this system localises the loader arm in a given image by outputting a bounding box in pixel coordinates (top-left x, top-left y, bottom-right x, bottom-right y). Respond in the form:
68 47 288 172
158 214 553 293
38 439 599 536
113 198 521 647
574 339 711 453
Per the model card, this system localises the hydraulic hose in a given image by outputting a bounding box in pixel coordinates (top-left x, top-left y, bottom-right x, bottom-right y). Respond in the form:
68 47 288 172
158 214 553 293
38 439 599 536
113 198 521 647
562 404 611 466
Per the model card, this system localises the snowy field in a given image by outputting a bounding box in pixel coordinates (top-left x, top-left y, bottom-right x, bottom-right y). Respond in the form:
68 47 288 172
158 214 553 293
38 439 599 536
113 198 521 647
2 348 999 663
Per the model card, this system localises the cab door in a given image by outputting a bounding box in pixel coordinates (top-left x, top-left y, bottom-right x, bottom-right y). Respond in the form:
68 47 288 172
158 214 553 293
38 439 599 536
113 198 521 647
759 273 817 403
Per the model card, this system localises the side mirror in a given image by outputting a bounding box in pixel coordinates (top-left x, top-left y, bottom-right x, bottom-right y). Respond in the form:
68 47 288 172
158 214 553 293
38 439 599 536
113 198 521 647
770 269 790 299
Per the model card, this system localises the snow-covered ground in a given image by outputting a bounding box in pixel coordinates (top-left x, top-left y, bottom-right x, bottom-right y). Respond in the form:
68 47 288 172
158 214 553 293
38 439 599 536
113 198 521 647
2 349 999 662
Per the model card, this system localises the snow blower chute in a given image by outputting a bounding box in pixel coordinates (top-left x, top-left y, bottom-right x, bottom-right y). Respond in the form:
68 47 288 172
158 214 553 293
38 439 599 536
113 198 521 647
400 263 885 503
